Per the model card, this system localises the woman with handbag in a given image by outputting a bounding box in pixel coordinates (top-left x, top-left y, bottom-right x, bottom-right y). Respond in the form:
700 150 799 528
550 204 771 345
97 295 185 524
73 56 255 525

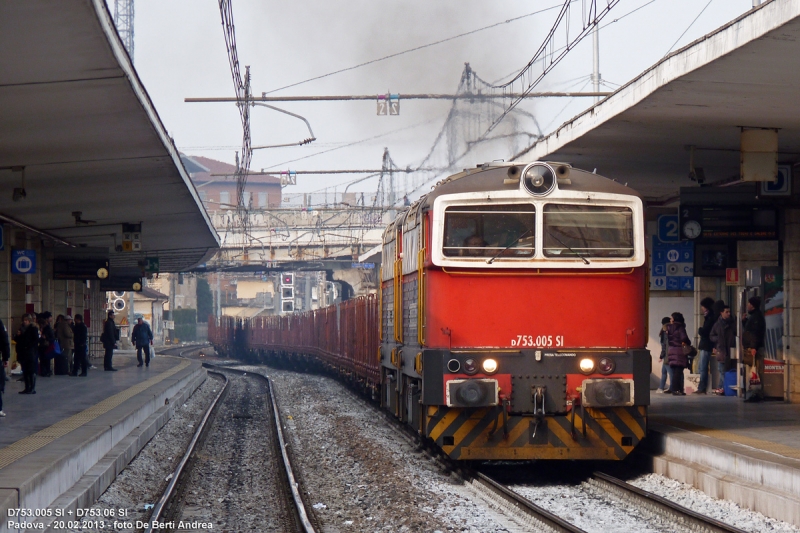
666 312 694 396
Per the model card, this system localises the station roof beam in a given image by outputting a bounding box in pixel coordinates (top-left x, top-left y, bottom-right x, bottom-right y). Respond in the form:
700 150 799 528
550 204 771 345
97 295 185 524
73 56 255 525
0 0 219 272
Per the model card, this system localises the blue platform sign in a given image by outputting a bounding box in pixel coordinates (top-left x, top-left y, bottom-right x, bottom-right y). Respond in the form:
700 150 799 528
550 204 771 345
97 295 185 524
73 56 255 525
11 250 36 274
657 214 680 243
651 236 693 291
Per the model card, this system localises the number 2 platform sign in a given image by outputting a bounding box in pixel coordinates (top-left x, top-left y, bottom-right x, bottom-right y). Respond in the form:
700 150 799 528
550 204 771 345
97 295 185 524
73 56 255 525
651 215 693 291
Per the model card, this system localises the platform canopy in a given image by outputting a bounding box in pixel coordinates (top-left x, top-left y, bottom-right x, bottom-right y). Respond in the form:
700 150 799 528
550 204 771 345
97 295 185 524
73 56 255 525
0 0 219 273
518 0 800 202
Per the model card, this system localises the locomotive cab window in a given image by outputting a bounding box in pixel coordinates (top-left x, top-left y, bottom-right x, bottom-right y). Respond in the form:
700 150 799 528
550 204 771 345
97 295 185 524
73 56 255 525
543 204 634 258
443 204 535 258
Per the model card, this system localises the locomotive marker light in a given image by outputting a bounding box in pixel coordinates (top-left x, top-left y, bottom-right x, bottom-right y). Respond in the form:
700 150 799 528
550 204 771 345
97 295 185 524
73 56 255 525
579 357 596 374
446 359 461 373
598 357 616 375
482 358 498 374
463 358 478 374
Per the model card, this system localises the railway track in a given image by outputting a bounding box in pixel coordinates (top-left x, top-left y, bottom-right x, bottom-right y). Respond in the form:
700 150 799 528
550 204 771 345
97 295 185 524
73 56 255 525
585 472 750 533
143 362 316 533
492 469 754 533
223 362 758 533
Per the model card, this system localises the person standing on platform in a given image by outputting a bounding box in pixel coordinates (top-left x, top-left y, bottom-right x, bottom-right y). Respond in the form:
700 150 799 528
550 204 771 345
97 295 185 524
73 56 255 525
55 315 74 375
101 310 118 371
38 312 55 377
15 314 39 394
656 317 672 393
695 297 717 394
742 296 766 402
131 318 153 367
71 314 89 376
0 318 10 416
666 312 692 396
710 305 736 395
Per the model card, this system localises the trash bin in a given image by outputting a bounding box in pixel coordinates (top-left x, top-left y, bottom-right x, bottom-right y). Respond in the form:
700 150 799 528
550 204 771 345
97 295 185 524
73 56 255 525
724 370 737 397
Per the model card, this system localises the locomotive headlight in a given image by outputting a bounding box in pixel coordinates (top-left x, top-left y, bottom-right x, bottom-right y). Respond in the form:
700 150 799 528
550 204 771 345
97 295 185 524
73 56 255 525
464 358 478 375
579 358 596 374
482 358 498 374
598 357 616 375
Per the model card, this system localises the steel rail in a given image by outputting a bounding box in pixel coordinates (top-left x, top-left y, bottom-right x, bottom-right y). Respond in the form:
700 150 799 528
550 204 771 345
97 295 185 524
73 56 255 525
205 364 317 533
591 472 750 533
473 472 588 533
144 367 229 533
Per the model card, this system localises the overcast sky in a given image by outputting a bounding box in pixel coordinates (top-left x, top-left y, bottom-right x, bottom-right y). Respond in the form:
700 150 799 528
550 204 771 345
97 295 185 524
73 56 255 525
130 0 754 199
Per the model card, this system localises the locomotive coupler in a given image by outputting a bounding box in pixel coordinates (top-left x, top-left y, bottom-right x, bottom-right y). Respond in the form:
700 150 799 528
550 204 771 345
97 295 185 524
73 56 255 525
488 394 511 438
531 386 546 440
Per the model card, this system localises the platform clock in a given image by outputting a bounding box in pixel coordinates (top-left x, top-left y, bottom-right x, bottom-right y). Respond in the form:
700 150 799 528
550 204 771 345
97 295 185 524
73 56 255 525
682 220 701 239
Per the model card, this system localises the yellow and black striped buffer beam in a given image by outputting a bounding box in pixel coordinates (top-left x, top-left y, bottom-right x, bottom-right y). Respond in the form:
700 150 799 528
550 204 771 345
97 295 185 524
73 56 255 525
426 406 646 460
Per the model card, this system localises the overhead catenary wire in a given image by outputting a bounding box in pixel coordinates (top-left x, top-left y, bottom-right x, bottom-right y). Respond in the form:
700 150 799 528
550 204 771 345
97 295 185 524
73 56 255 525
477 0 622 138
262 2 572 95
664 0 715 57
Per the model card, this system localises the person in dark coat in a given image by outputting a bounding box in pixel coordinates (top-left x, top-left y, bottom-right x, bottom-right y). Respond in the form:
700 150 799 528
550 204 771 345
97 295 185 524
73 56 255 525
131 318 154 367
54 314 73 375
742 296 766 401
0 318 10 415
709 305 735 395
101 310 118 371
14 314 40 394
666 312 692 395
695 297 717 394
71 314 89 377
38 312 55 377
657 317 672 393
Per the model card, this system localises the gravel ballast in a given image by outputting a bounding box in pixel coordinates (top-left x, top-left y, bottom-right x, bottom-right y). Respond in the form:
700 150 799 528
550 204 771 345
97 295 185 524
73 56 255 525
629 473 800 533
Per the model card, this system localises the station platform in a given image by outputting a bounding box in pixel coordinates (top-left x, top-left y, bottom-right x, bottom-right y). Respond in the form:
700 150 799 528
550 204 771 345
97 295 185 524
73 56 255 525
0 350 206 533
643 394 800 527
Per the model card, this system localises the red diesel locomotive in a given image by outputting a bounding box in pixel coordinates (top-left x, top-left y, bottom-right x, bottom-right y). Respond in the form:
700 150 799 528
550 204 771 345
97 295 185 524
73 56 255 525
210 161 650 461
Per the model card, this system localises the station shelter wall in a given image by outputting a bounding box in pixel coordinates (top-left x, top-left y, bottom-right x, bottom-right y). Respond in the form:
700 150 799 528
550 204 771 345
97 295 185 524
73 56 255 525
0 228 106 365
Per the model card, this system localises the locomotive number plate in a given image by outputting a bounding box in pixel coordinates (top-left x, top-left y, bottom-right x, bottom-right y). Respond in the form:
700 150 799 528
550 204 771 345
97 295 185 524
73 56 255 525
511 335 564 348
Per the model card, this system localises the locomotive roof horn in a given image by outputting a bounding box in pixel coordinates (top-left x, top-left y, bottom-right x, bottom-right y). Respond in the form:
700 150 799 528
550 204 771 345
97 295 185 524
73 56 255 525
521 162 557 196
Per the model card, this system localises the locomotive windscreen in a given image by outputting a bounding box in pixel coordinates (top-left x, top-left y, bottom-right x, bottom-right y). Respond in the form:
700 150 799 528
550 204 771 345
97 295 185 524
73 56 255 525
443 204 535 257
543 204 634 258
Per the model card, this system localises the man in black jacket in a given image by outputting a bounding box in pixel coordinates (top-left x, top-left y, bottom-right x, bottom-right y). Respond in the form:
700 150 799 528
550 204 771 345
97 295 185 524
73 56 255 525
695 297 717 394
101 310 118 371
71 314 89 376
14 314 39 394
131 318 153 367
710 305 735 394
742 296 766 401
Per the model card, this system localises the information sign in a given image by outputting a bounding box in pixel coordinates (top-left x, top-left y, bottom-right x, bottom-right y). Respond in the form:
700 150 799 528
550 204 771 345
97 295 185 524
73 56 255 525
144 257 160 273
657 214 679 243
651 236 693 291
11 250 36 274
761 164 791 196
726 268 739 285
